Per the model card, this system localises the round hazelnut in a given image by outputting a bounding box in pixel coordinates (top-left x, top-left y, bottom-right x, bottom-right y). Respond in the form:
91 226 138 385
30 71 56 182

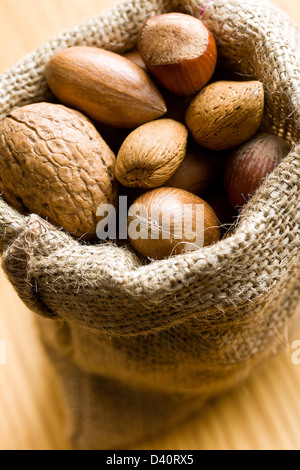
127 187 221 260
138 13 217 96
224 133 290 208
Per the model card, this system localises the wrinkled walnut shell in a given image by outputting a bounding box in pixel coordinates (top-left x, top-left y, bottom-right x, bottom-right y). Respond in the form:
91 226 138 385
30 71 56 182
0 102 118 241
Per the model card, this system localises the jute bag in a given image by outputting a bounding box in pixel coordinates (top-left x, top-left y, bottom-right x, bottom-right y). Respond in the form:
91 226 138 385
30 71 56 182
0 0 299 450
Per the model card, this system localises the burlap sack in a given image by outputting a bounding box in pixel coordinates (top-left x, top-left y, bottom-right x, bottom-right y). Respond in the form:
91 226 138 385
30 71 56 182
0 0 299 450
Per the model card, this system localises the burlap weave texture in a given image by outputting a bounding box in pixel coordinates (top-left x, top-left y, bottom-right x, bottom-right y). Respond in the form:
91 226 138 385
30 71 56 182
0 0 299 450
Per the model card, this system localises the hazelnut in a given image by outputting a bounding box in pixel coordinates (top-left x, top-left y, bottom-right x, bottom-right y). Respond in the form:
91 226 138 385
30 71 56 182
138 13 217 96
224 133 290 208
127 187 221 260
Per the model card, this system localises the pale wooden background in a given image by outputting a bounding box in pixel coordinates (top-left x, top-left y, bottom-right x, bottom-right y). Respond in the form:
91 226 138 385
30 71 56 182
0 0 300 451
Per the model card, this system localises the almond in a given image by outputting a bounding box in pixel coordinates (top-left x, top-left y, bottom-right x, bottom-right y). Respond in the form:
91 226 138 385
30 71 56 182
45 46 167 129
138 13 217 96
115 119 188 188
185 80 265 151
165 142 225 195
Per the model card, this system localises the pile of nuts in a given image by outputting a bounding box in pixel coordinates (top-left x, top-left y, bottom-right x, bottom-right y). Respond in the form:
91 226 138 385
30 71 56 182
0 13 290 260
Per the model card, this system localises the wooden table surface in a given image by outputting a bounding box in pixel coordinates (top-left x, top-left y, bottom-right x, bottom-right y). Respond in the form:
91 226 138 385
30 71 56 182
0 0 300 451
